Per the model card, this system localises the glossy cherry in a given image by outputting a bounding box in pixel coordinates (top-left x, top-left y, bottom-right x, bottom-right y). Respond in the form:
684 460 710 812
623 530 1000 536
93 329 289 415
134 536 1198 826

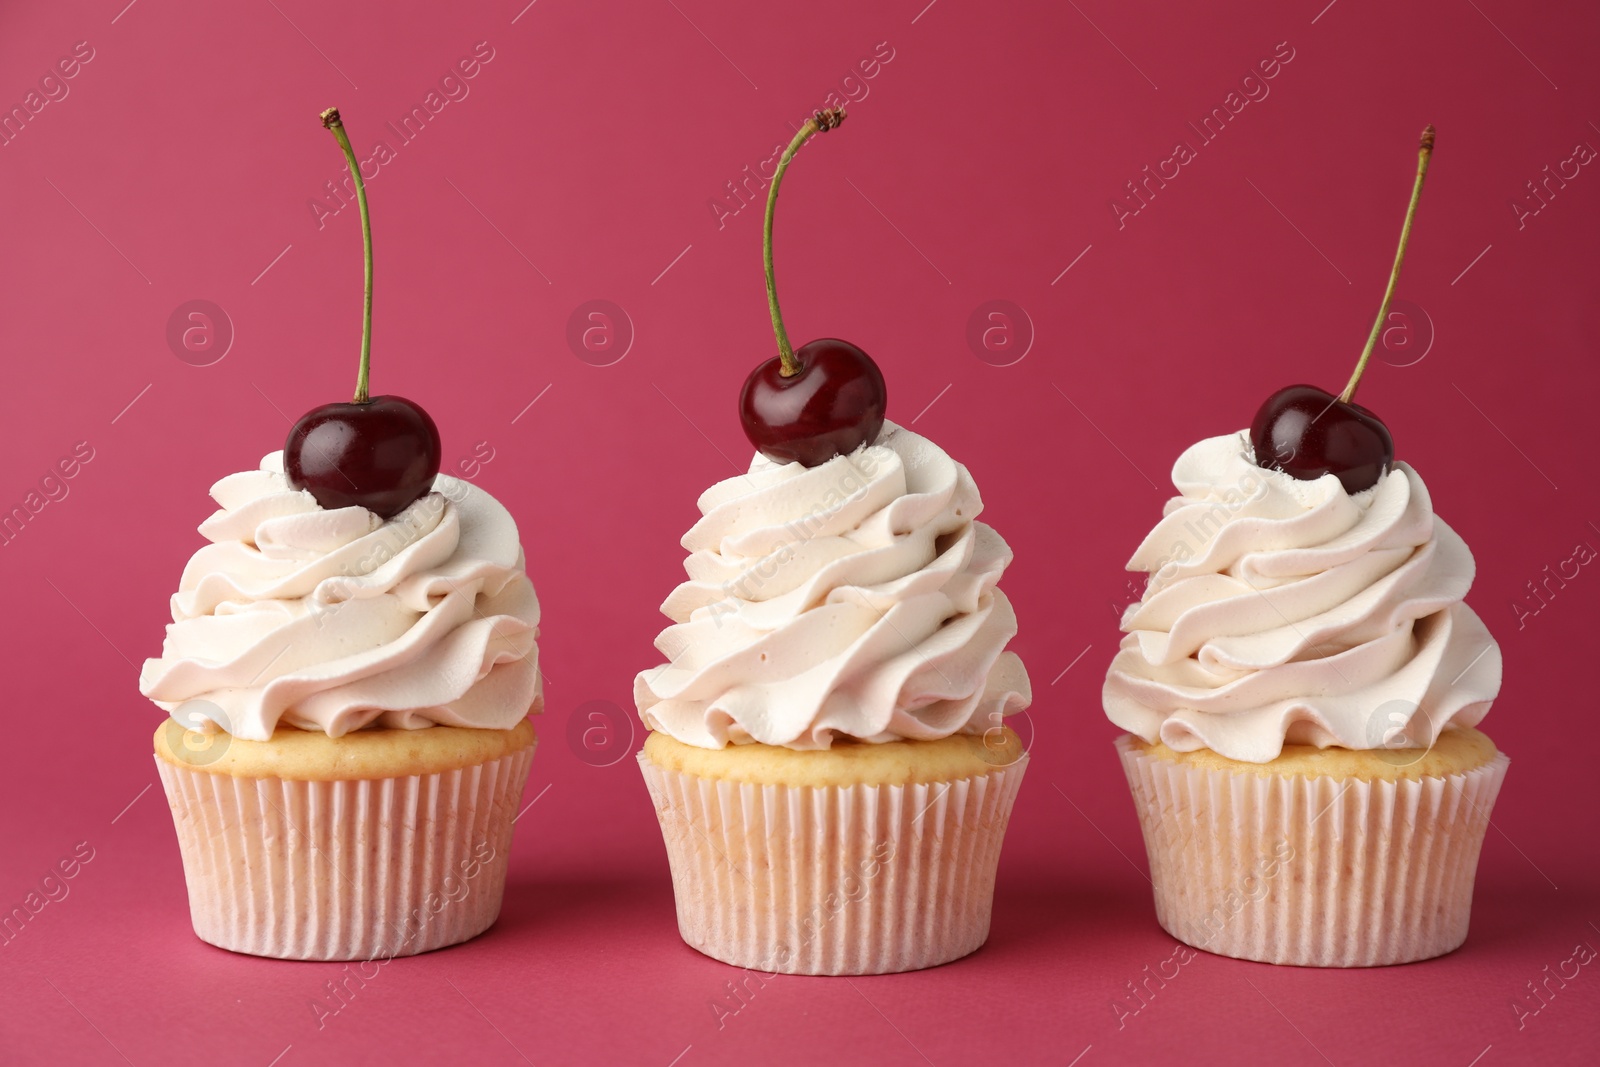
285 395 441 517
1250 385 1392 493
1250 126 1435 496
741 108 887 466
740 338 887 466
284 107 441 519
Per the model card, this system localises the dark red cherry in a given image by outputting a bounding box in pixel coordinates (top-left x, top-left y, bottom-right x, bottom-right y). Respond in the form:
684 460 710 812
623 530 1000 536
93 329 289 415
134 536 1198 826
284 395 441 518
739 338 887 466
1248 128 1438 495
1250 384 1394 493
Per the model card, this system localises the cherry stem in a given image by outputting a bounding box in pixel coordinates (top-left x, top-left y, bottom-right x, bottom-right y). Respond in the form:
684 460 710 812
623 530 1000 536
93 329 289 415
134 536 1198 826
764 108 846 377
322 107 374 405
1341 125 1435 405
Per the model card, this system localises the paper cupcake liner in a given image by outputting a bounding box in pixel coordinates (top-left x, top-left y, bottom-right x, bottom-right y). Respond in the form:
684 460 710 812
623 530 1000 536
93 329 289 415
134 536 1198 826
155 745 533 961
1116 735 1509 967
638 750 1028 975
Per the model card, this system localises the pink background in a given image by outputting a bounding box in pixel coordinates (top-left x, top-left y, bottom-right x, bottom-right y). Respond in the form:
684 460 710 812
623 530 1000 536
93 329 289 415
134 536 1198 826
2 0 1596 1063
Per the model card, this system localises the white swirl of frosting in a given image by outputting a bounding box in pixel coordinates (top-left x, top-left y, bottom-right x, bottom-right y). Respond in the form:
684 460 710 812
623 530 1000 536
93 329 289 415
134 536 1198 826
1102 431 1501 763
140 452 542 740
634 421 1031 750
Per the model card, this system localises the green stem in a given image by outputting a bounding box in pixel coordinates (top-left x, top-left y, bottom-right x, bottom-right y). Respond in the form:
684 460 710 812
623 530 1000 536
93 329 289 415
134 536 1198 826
1341 125 1435 404
764 108 846 377
322 107 374 404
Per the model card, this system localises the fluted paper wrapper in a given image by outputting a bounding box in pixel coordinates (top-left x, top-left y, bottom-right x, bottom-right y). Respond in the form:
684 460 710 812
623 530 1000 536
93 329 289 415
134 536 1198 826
1116 735 1509 967
638 751 1027 975
155 747 533 961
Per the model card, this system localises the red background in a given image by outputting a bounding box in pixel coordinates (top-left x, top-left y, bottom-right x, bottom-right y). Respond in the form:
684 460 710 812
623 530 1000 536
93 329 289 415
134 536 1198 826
2 0 1596 1063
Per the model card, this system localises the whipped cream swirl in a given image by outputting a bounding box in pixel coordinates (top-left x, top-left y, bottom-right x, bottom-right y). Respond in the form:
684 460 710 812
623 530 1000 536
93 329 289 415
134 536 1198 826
140 453 542 740
1103 431 1500 763
635 422 1031 750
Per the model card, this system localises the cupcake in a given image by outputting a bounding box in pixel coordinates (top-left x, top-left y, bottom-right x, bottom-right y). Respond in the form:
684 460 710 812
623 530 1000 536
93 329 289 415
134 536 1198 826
143 453 541 961
636 420 1031 975
140 108 541 961
1105 430 1504 966
636 109 1030 975
1104 127 1506 967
